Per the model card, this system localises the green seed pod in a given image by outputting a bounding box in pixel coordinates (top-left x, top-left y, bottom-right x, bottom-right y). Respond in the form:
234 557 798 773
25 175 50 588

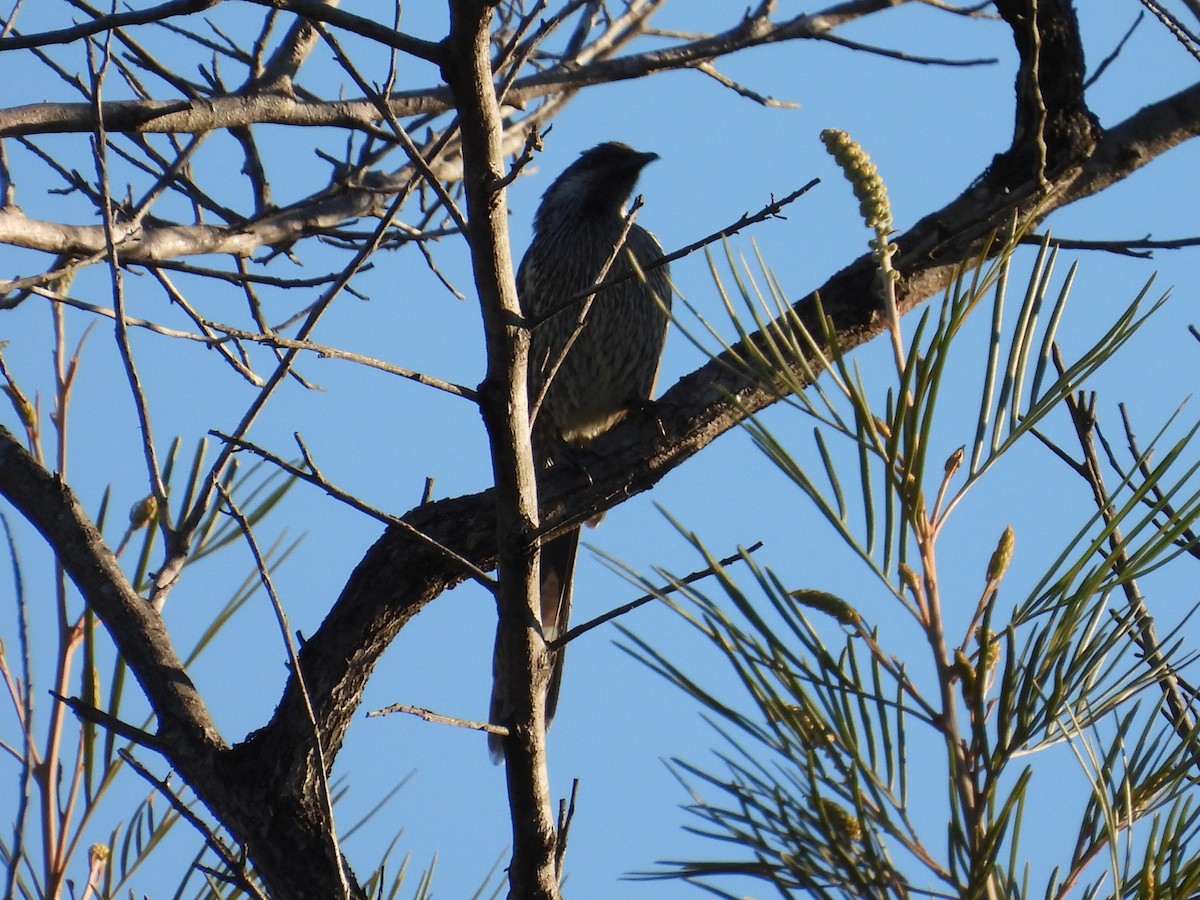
986 525 1015 583
2 384 36 433
791 588 860 626
944 446 965 477
129 494 159 530
955 649 977 692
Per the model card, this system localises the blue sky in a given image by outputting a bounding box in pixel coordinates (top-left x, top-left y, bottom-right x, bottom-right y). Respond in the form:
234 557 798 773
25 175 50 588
4 3 1200 897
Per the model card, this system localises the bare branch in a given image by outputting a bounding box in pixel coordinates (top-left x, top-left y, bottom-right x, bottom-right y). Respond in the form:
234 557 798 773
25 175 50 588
118 749 266 900
816 30 998 65
50 692 162 750
201 326 476 398
217 482 351 900
548 541 765 650
210 430 496 588
0 0 222 51
442 2 555 895
529 178 821 328
1019 231 1200 257
366 701 505 736
0 4 972 140
694 60 801 107
0 0 444 61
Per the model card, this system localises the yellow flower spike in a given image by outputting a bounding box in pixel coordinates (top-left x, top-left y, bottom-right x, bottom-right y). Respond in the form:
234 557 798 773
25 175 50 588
820 129 894 241
780 704 837 748
821 128 909 382
812 797 863 842
976 628 1000 678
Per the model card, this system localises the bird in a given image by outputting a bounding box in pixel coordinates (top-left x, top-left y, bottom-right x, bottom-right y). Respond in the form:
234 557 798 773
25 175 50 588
489 141 671 761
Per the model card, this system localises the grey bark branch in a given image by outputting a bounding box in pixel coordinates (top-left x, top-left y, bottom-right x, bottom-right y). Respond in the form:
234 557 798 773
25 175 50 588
0 3 912 140
0 0 442 60
0 3 943 272
442 1 560 895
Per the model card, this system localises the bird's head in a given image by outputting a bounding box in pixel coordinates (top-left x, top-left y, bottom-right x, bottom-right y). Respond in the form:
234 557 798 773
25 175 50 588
535 142 659 226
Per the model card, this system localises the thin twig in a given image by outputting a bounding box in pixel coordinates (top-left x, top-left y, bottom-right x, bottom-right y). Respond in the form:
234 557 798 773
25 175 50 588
49 692 162 750
117 748 266 900
149 268 264 386
1139 0 1200 63
492 127 545 192
1019 231 1200 257
1051 347 1200 754
137 258 353 288
215 484 351 900
695 61 799 107
1 513 34 900
817 31 998 66
0 0 222 51
365 701 506 736
1084 11 1144 90
527 179 820 328
554 778 579 877
210 431 497 589
548 541 764 650
90 31 173 556
313 22 466 233
171 169 424 601
1102 404 1200 560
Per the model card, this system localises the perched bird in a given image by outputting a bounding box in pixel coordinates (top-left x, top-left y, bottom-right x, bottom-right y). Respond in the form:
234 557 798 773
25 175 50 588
489 142 671 761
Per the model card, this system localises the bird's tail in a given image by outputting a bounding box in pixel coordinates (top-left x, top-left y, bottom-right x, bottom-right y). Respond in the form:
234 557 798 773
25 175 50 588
488 528 579 762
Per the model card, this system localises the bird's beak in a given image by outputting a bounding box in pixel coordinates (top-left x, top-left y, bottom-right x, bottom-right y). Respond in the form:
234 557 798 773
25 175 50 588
636 151 660 168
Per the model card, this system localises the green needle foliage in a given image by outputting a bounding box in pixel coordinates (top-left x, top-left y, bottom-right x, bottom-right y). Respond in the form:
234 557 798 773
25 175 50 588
2 425 490 897
0 430 302 899
0 317 453 899
623 137 1200 899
